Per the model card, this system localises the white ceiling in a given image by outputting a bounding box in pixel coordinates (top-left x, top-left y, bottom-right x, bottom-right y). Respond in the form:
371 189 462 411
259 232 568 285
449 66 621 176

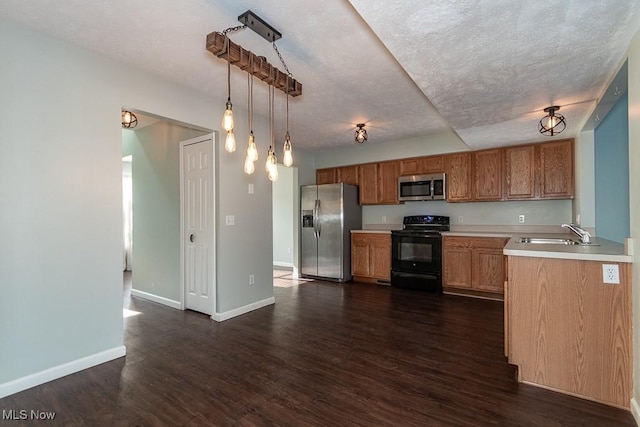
2 0 639 150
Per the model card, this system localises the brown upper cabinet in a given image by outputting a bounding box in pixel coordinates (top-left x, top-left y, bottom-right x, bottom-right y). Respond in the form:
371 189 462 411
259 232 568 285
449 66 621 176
539 139 574 199
337 165 359 186
399 155 444 176
316 168 337 185
504 138 573 200
504 145 536 199
473 149 503 201
315 138 574 204
358 161 399 205
445 152 472 202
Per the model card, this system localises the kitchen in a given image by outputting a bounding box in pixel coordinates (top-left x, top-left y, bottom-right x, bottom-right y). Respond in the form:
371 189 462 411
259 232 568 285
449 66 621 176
2 1 640 424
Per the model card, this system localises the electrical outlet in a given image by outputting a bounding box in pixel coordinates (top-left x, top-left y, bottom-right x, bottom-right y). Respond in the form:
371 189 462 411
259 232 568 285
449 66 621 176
602 264 620 284
381 216 387 223
225 215 235 226
249 274 255 285
248 183 254 194
518 214 525 224
458 216 464 224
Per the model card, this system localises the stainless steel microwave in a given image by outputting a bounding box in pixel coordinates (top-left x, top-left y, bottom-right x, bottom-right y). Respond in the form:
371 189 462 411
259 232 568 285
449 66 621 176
398 173 446 201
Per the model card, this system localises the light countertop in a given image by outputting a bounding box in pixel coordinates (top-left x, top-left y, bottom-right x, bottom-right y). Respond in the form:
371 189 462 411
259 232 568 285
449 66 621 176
503 234 632 263
350 229 392 234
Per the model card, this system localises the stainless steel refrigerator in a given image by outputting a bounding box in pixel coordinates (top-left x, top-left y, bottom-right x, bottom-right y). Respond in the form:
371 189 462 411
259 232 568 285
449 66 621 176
300 183 362 282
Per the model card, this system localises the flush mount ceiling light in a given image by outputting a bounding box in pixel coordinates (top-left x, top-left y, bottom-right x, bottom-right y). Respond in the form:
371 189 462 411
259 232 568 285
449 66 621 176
122 110 137 129
355 123 368 143
207 10 301 179
538 106 566 136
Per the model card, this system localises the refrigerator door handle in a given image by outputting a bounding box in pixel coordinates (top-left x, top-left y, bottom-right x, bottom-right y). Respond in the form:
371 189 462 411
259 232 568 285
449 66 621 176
315 199 321 238
312 199 318 239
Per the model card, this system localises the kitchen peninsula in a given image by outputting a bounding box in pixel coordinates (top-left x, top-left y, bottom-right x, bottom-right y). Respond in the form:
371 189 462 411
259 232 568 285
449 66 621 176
503 236 633 408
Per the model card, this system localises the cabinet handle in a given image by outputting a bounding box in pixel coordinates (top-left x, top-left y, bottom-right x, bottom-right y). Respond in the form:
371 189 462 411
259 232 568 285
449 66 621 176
190 234 195 243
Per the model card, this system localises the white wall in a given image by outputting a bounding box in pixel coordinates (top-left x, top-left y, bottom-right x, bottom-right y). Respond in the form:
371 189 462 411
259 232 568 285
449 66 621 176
0 18 274 392
273 165 295 268
626 28 640 419
573 131 596 228
122 122 207 302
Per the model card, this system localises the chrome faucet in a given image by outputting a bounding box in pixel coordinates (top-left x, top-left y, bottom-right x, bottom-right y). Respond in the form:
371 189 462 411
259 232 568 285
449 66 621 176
562 223 591 244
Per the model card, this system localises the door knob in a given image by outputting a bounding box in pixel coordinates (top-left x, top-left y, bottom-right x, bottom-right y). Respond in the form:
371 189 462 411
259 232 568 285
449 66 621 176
190 234 195 243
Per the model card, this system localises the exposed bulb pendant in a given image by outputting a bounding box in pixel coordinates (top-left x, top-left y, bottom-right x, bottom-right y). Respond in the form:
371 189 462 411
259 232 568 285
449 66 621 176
221 36 236 152
224 130 236 153
282 74 294 167
247 131 258 162
222 99 234 132
283 132 293 167
538 106 566 136
244 155 256 174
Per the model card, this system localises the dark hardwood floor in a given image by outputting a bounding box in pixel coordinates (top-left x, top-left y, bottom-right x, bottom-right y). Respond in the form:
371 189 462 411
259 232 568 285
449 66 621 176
0 271 635 426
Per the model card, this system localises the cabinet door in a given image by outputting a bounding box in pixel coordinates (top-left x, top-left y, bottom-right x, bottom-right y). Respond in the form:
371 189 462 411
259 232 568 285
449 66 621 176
399 157 421 176
443 247 472 288
399 155 444 176
316 168 337 185
539 139 574 199
337 165 359 186
351 234 371 277
504 145 536 199
377 161 399 204
445 152 472 202
358 163 378 205
370 234 391 280
472 248 505 292
474 149 502 201
421 155 445 173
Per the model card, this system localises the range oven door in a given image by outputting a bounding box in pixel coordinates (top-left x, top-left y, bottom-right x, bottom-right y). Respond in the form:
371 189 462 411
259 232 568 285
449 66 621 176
391 232 442 274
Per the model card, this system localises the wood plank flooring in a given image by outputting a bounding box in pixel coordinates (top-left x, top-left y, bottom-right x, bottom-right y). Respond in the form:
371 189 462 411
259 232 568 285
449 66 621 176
0 271 635 426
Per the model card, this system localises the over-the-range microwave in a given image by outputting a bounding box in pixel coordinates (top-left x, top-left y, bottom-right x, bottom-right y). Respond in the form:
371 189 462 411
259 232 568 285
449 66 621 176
398 173 446 201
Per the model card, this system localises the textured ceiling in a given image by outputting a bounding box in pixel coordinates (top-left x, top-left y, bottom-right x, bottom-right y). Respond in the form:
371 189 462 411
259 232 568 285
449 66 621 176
1 1 639 150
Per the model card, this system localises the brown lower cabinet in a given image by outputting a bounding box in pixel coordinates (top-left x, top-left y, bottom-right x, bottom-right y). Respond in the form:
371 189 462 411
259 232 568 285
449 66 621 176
351 233 391 283
442 236 509 294
506 256 631 408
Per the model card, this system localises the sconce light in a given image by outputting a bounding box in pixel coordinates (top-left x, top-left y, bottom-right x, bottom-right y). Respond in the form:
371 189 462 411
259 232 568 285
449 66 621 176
538 106 566 136
355 123 368 143
122 110 138 129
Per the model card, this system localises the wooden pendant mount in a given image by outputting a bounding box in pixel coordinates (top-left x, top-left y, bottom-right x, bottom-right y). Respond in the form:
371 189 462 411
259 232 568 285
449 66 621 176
206 31 302 97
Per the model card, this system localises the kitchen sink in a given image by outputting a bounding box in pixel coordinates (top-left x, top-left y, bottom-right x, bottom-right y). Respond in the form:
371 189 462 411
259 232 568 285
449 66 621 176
519 237 580 245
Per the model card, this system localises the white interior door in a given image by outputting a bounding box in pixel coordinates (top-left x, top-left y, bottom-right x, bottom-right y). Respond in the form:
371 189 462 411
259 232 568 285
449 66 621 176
181 135 215 315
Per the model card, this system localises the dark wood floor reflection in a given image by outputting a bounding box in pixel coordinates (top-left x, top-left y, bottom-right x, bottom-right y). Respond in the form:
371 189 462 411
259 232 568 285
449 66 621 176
1 271 635 426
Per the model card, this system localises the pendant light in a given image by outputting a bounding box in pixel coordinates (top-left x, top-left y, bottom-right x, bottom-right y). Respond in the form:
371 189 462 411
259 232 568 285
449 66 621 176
244 70 258 174
266 85 279 181
538 106 566 136
221 36 236 152
282 74 294 167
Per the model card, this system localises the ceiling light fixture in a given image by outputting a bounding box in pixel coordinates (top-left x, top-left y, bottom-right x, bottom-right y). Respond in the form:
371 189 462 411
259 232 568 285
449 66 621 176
221 34 236 153
538 106 566 136
208 10 300 180
355 123 368 143
122 110 137 129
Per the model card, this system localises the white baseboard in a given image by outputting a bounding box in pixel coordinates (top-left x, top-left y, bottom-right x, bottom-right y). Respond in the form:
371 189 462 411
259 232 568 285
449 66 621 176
131 288 181 310
273 262 294 269
212 297 275 322
0 346 126 399
631 397 640 425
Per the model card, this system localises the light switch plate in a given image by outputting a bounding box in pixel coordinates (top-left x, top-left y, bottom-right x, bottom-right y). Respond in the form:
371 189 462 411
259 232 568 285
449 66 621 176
248 183 254 194
225 215 235 226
